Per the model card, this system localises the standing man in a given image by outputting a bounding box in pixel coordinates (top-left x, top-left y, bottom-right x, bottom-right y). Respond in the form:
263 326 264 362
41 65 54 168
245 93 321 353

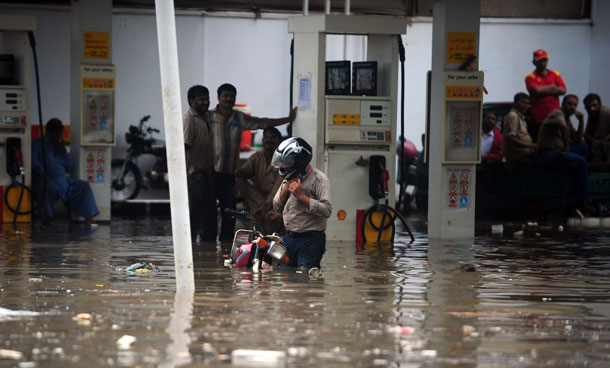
537 109 590 215
208 83 297 242
502 92 536 169
583 93 610 162
234 127 284 235
480 111 503 163
183 85 216 242
272 137 332 272
525 49 567 142
560 94 588 158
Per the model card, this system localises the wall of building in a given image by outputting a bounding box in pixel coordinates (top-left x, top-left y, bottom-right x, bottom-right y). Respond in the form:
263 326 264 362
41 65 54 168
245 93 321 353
1 6 604 155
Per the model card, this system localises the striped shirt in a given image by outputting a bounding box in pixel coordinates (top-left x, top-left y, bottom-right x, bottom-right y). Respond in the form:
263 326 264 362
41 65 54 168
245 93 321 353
207 106 273 174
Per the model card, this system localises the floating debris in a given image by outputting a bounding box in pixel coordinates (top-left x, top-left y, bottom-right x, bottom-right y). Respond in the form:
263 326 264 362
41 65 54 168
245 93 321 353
231 349 286 367
0 307 39 321
0 349 23 360
116 335 136 350
491 224 503 235
74 313 91 320
125 262 159 274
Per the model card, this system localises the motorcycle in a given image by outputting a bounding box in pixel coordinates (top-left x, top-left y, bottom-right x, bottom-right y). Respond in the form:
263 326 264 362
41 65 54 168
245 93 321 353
111 115 168 203
224 209 289 272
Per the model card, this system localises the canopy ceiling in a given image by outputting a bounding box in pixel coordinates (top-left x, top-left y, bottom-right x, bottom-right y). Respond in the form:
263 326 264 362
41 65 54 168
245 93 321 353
0 0 592 18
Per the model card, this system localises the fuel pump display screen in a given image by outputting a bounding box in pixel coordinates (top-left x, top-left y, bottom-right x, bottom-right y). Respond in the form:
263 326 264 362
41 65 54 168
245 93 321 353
444 100 480 162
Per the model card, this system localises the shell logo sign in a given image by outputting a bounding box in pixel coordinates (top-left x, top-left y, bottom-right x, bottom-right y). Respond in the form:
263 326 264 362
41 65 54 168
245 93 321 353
337 210 347 221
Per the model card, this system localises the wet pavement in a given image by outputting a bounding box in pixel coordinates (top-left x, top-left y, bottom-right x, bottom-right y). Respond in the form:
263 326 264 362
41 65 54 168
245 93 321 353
1 215 609 367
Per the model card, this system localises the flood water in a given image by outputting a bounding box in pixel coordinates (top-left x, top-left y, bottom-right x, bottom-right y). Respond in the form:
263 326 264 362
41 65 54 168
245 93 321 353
1 215 609 367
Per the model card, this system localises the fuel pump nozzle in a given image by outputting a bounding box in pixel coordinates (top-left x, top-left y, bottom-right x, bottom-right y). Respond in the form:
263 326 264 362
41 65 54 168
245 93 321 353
380 168 389 198
6 137 25 180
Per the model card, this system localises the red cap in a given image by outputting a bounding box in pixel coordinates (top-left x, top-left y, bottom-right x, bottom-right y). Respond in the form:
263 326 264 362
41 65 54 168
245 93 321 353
533 49 548 61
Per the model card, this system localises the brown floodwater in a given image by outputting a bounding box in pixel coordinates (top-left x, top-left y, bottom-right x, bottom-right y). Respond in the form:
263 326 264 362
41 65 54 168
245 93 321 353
0 216 609 367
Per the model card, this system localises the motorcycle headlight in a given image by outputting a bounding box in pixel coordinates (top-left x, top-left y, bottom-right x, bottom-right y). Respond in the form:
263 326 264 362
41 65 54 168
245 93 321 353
267 241 287 261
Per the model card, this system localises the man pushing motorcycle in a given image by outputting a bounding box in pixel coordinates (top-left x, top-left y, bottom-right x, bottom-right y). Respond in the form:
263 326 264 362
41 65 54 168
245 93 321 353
272 137 332 272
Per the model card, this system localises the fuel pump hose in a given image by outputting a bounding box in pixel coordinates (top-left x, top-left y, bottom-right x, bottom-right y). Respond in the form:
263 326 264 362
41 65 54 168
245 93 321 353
361 202 415 244
4 175 33 224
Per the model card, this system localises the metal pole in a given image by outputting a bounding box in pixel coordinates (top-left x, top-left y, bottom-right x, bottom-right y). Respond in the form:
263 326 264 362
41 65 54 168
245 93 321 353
154 0 195 293
344 0 351 15
325 0 331 14
303 0 309 15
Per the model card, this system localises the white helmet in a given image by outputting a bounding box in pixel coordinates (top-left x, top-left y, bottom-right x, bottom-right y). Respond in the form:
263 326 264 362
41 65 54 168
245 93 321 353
271 137 312 178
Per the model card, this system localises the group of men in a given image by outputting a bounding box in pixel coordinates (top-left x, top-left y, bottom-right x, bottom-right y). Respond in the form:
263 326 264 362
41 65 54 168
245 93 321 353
184 83 331 270
490 49 610 215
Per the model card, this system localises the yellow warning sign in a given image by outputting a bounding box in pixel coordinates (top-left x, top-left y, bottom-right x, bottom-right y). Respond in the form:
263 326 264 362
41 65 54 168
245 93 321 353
84 32 110 60
447 32 476 64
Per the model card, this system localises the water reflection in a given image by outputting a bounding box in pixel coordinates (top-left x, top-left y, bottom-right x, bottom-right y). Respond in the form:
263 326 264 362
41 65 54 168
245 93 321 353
0 217 609 366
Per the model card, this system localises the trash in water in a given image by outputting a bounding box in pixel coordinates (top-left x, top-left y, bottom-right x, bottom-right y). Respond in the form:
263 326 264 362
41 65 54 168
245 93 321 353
386 326 415 335
513 230 524 238
0 307 39 321
0 349 23 360
557 225 564 232
75 313 92 320
462 325 475 336
491 224 503 234
461 263 476 272
231 349 286 367
125 262 159 274
116 335 136 350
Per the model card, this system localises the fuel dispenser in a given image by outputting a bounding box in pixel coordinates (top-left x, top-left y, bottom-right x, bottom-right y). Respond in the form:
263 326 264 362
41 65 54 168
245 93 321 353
289 15 408 242
0 16 35 224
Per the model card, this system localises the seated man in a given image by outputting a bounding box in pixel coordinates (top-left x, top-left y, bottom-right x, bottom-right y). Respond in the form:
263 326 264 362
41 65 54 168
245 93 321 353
32 118 99 225
537 109 590 215
481 111 503 162
502 92 536 169
560 94 588 159
583 93 610 162
234 127 284 235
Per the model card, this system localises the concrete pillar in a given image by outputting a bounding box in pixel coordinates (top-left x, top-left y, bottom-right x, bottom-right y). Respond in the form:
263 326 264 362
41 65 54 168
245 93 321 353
70 0 113 221
590 0 610 100
428 0 481 240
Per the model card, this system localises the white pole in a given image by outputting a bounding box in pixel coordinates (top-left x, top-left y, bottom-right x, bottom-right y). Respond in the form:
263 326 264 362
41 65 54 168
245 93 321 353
325 0 331 14
154 0 195 293
344 0 351 15
303 0 309 15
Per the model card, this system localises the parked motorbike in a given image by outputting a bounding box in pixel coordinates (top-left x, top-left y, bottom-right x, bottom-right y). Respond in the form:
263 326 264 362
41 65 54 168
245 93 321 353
224 209 289 272
111 115 168 203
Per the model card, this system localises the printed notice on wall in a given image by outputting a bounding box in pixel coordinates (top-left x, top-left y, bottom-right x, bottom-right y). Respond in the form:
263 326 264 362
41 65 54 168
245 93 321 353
447 167 470 210
84 148 106 184
83 91 114 144
83 32 110 60
81 64 116 146
298 77 312 110
447 32 476 64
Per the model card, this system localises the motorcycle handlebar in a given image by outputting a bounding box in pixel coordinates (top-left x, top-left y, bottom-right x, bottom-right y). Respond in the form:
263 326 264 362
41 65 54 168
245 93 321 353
224 208 254 221
141 115 151 122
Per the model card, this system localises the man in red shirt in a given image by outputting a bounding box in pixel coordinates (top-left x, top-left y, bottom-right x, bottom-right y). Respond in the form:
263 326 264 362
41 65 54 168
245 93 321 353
525 49 566 142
